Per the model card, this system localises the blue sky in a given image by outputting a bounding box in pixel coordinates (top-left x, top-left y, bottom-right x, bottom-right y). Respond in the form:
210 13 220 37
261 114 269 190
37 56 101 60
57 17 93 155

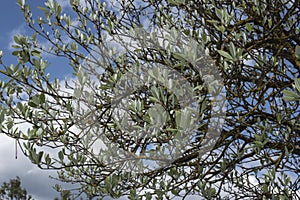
0 1 71 199
0 1 24 64
0 0 71 78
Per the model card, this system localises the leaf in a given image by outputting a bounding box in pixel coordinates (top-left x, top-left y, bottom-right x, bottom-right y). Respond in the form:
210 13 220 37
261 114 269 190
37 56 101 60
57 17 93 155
12 50 21 56
172 52 185 61
215 25 225 33
167 0 183 6
17 0 25 7
294 78 300 93
246 23 253 32
28 101 38 108
150 86 160 99
229 42 236 59
148 104 167 127
39 93 46 104
14 35 27 46
6 119 14 130
45 154 51 166
217 50 233 60
58 151 64 161
0 109 5 123
282 90 300 101
149 96 160 103
175 111 181 129
295 45 300 59
73 88 82 98
215 8 223 20
37 6 48 12
129 189 137 200
31 50 41 58
37 151 44 163
107 20 114 33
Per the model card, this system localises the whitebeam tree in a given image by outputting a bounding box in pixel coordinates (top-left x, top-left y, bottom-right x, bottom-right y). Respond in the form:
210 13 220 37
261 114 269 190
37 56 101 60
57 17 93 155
0 0 300 199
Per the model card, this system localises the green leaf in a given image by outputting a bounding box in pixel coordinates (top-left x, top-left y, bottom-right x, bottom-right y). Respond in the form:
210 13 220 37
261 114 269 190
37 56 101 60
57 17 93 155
229 42 236 59
37 151 44 163
37 6 48 12
149 96 160 103
107 20 114 33
283 90 300 101
215 8 223 20
246 23 253 32
167 0 183 6
28 101 38 108
58 151 64 161
294 78 300 93
129 189 137 200
12 50 21 56
217 50 233 60
31 50 41 58
6 119 14 130
45 154 51 166
14 35 27 46
73 88 82 98
172 52 185 61
215 25 225 33
0 110 5 123
17 0 25 7
39 93 46 104
295 45 300 59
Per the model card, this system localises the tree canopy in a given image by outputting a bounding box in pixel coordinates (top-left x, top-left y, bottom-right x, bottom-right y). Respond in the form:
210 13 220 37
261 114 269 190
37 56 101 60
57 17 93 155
0 177 32 200
0 0 300 199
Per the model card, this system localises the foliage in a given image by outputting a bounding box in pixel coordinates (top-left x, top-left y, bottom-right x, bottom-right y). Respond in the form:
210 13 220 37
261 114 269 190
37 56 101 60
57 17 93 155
283 78 300 101
0 0 300 199
54 189 72 200
0 177 33 200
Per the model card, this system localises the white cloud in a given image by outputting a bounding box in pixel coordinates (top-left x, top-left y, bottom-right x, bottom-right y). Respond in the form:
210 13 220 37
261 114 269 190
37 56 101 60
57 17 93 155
7 23 27 51
0 134 61 200
55 0 71 10
0 76 80 199
55 0 87 10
